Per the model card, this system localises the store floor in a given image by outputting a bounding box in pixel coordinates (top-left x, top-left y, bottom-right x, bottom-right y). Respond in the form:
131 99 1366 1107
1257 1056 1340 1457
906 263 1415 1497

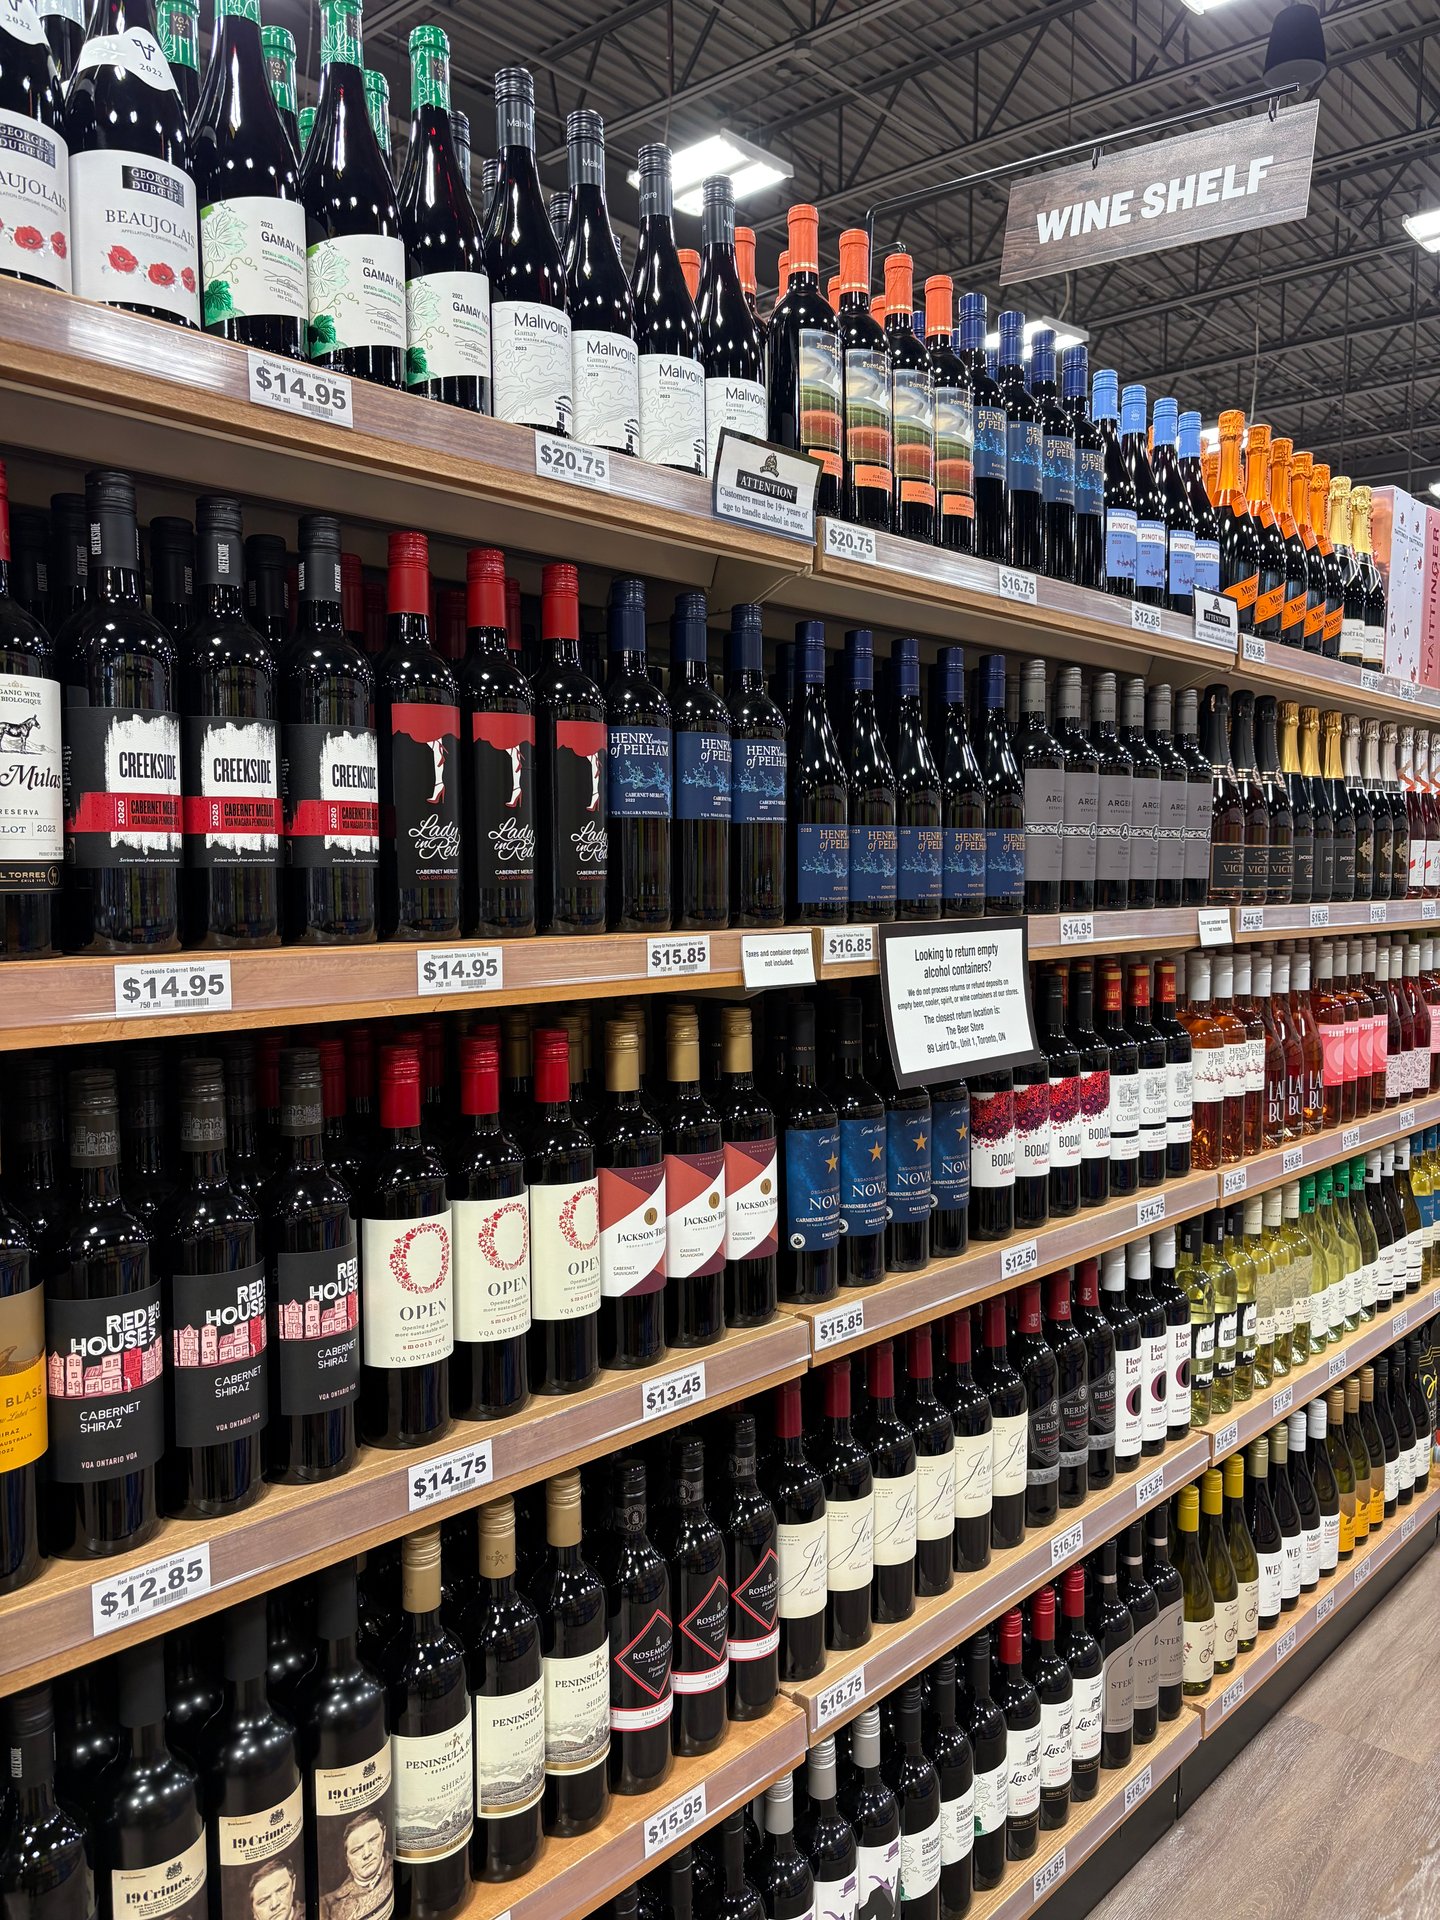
1086 1544 1440 1919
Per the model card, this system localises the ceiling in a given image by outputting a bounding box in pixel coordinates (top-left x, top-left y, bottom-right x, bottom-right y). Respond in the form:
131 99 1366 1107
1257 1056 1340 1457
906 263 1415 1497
311 0 1440 495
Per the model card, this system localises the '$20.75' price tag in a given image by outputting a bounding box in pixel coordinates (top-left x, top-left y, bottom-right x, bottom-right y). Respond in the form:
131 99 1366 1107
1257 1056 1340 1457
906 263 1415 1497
535 433 611 491
644 1785 707 1858
92 1545 212 1636
408 1439 494 1512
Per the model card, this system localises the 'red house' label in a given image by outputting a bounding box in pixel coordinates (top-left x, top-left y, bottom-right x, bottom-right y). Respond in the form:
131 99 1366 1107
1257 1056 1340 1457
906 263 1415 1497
45 1282 164 1481
63 704 181 867
281 722 379 867
183 716 280 866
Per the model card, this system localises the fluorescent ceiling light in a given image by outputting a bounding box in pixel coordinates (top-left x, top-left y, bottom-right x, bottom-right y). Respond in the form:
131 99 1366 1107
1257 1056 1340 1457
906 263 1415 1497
627 131 794 217
1180 0 1240 13
1404 206 1440 252
1429 479 1440 499
982 316 1090 356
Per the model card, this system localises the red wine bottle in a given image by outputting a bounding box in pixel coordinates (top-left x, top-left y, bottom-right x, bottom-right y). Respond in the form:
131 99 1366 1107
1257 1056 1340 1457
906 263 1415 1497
530 1469 610 1834
449 1031 530 1419
0 0 69 294
1088 1537 1135 1767
95 1639 206 1920
961 1632 1007 1892
958 294 1007 564
596 1014 666 1369
0 463 61 959
827 995 885 1287
1072 1261 1115 1486
1012 1282 1059 1530
1041 1270 1088 1509
387 1526 472 1920
671 592 730 930
715 1005 777 1329
1117 1521 1160 1745
993 1606 1040 1860
461 546 535 936
1027 1584 1073 1830
891 638 941 920
765 1378 826 1682
883 255 936 546
797 1735 857 1920
935 1311 990 1576
535 563 607 932
841 1707 900 1920
787 621 848 924
486 67 571 433
976 1298 1025 1552
817 1357 873 1652
724 604 786 927
885 1681 941 1920
205 1599 305 1920
1 1686 90 1920
721 1414 778 1720
525 1026 601 1393
632 144 705 475
1144 1501 1185 1720
561 108 637 455
696 176 766 474
463 1498 543 1882
835 226 892 534
755 1774 816 1920
843 626 897 922
775 1000 840 1305
902 1326 955 1600
0 1173 40 1593
603 1456 673 1793
662 1008 726 1347
661 1438 728 1757
937 648 985 919
859 1338 916 1625
766 204 841 515
261 24 298 157
605 575 671 932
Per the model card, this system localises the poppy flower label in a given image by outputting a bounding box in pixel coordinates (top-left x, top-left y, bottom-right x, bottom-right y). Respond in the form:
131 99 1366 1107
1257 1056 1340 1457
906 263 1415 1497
70 146 200 324
0 105 72 294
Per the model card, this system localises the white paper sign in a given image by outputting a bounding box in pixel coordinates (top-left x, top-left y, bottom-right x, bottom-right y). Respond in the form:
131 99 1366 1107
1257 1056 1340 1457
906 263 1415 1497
408 1439 494 1512
647 935 711 978
741 931 816 989
823 519 877 565
712 431 819 541
878 919 1037 1085
1196 590 1240 650
1197 908 1233 947
415 947 503 995
822 925 876 967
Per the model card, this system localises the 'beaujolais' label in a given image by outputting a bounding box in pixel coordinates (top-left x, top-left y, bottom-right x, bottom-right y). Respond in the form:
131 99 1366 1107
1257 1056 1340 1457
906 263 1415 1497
0 54 72 293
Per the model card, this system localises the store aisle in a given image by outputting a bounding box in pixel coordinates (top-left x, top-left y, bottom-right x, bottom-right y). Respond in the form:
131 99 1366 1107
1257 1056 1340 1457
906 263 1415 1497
1086 1542 1440 1920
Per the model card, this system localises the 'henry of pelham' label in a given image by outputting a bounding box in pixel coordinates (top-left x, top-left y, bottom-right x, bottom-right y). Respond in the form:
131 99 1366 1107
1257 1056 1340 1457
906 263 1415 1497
111 1829 206 1920
215 1783 304 1920
307 232 405 358
63 704 181 867
280 722 378 868
312 1745 393 1920
199 195 306 329
168 1263 267 1449
0 672 62 889
530 1177 601 1323
45 1283 163 1484
0 100 71 295
273 1239 360 1415
360 1212 453 1369
406 269 491 387
182 716 280 867
452 1193 531 1341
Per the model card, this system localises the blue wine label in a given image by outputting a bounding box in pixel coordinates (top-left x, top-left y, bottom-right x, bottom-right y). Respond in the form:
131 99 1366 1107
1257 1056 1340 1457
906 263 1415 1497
973 404 1007 483
898 824 941 905
886 1109 932 1223
795 822 848 908
607 723 672 819
1192 536 1221 595
1135 518 1166 591
675 730 731 821
839 1114 886 1237
731 738 786 823
1075 447 1104 520
943 826 985 907
984 826 1024 905
849 822 897 907
1166 529 1195 600
1006 419 1042 497
1042 433 1075 507
1104 505 1137 585
931 1093 970 1212
785 1123 841 1251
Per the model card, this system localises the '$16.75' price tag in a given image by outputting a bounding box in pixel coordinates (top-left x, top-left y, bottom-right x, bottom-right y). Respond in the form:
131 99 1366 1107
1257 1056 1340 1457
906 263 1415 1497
92 1545 212 1635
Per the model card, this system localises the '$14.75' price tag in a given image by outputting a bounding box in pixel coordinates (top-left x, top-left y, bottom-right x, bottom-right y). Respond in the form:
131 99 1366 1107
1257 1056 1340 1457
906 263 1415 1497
408 1439 494 1512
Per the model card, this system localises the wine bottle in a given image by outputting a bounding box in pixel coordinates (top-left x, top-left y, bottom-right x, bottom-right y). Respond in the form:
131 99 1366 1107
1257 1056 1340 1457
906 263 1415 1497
661 1007 726 1346
707 1006 776 1329
843 626 897 922
936 648 985 919
671 592 730 930
954 1633 1004 1897
205 1598 305 1920
1088 1536 1134 1767
260 24 298 155
994 309 1040 572
858 1339 917 1624
976 653 1023 916
1144 1502 1184 1721
631 144 705 474
0 1134 39 1590
1175 1486 1216 1697
891 638 942 919
766 204 841 515
1010 1281 1058 1529
722 1414 778 1720
529 1470 610 1834
918 1656 972 1920
1059 345 1102 588
460 1499 544 1884
823 996 884 1288
930 1076 970 1261
1027 328 1074 582
524 1026 601 1393
534 563 608 933
1028 1584 1074 1829
883 255 935 545
1116 1522 1159 1745
976 1298 1026 1551
1056 1567 1102 1804
1090 369 1136 597
724 604 785 927
562 109 638 454
930 1313 988 1580
956 292 1006 563
991 1607 1040 1861
1014 659 1064 914
94 1640 206 1920
707 1811 764 1920
590 1013 665 1369
922 275 973 551
798 1736 858 1920
766 1378 827 1682
814 1357 873 1653
842 1710 900 1920
756 1776 816 1920
602 1457 673 1793
604 576 672 932
696 176 766 474
445 1032 528 1417
486 68 571 434
0 469 58 959
902 1326 955 1599
243 534 287 650
1147 397 1195 612
458 546 533 933
1177 409 1220 598
117 1044 175 1228
662 1438 728 1758
1119 384 1167 606
1070 1258 1114 1491
0 0 68 293
787 621 848 925
0 1686 89 1920
1042 1270 1088 1507
884 1684 940 1920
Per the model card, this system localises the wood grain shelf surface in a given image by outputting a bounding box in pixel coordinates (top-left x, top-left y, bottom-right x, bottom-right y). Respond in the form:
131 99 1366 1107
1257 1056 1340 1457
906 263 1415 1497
1225 1090 1440 1202
782 1433 1211 1743
1237 634 1440 727
0 1316 807 1692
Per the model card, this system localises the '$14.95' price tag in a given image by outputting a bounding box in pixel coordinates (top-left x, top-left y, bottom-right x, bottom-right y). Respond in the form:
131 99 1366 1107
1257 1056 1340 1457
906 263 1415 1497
247 352 353 426
115 960 232 1017
92 1545 212 1636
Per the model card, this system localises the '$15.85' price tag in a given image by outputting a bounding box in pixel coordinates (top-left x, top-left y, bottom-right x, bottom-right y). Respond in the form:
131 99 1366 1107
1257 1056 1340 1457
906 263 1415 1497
92 1545 212 1635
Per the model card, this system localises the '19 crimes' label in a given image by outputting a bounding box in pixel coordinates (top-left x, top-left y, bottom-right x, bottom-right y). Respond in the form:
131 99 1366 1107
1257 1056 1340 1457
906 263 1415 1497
111 1831 206 1920
216 1784 304 1920
313 1745 393 1920
491 300 572 431
0 104 70 294
393 1720 473 1864
452 1193 531 1336
474 1677 545 1815
200 195 306 328
306 232 405 355
405 269 491 386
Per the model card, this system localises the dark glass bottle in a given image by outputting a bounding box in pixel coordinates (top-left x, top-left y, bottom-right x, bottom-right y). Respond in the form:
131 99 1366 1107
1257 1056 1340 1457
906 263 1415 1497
449 1032 530 1418
386 1526 471 1920
884 1682 940 1920
764 1378 826 1682
660 1439 729 1758
1061 345 1104 590
486 67 571 434
603 1458 673 1794
724 604 786 927
1051 665 1098 912
1200 682 1245 907
1145 1501 1185 1721
992 1606 1040 1860
1117 1521 1160 1745
1178 409 1221 600
891 638 942 920
1118 676 1160 910
937 647 985 920
671 593 730 930
1120 384 1167 606
632 144 706 474
593 1013 665 1369
662 1007 728 1345
842 627 897 923
1228 689 1271 909
929 1075 970 1262
95 1639 205 1920
1090 369 1135 599
841 1709 901 1920
883 254 936 545
834 225 893 533
713 1005 777 1329
1042 1269 1088 1508
0 1165 39 1593
261 24 299 156
696 176 767 473
976 1297 1026 1551
1088 671 1133 913
995 309 1041 572
205 1599 305 1920
1088 1536 1135 1770
787 622 848 925
1255 695 1294 905
957 291 1007 564
924 273 974 553
816 1356 873 1651
722 1415 779 1721
828 995 886 1287
603 575 672 933
530 1470 610 1834
534 563 608 933
1013 659 1064 915
1213 411 1258 629
934 1311 991 1577
0 1686 88 1920
1071 1258 1115 1490
766 203 841 516
524 1027 600 1393
902 1325 956 1600
1056 1568 1102 1803
756 1775 816 1920
1067 963 1111 1210
1028 329 1074 582
0 473 59 960
1148 397 1196 612
459 545 534 935
709 1812 764 1920
961 1633 1007 1894
976 653 1023 917
562 109 638 456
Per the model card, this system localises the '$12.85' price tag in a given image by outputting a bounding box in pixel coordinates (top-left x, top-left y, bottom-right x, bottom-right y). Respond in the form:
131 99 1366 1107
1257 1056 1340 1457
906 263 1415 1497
92 1545 212 1636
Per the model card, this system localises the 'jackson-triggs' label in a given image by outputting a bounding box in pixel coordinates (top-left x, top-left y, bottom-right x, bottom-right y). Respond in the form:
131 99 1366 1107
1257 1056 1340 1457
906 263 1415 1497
281 722 378 868
64 705 181 867
215 1783 304 1920
45 1283 163 1483
169 1263 267 1448
273 1240 360 1414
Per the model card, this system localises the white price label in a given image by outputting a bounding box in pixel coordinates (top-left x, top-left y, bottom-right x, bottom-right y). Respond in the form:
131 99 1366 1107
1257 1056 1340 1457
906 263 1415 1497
640 1362 707 1420
1136 1467 1166 1507
1222 1167 1247 1196
1342 1127 1360 1152
1282 1146 1303 1174
1237 905 1265 933
1309 904 1330 927
1316 1591 1335 1623
1369 902 1388 924
998 565 1038 606
1124 1766 1153 1812
1272 1386 1294 1417
1241 634 1266 664
1137 1194 1166 1228
1399 1107 1416 1132
114 960 232 1017
1032 1849 1067 1900
408 1439 494 1512
815 1300 865 1352
1402 1512 1418 1541
1400 680 1420 702
815 1666 866 1728
1359 668 1382 692
1327 1350 1348 1381
1392 1309 1409 1336
1214 1420 1239 1456
1051 1521 1084 1566
1199 908 1235 945
1275 1626 1297 1661
1131 601 1163 635
1220 1677 1246 1714
644 1785 707 1858
1000 1239 1039 1280
535 433 611 490
741 931 815 989
415 947 503 996
92 1545 211 1635
1425 901 1439 922
647 935 711 978
823 520 877 564
821 925 875 967
247 351 352 427
1059 913 1095 946
1353 1553 1372 1585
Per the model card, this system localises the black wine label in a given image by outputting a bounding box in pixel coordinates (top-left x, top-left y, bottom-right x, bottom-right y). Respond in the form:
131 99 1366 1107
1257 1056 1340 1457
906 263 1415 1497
386 702 461 889
674 1572 729 1689
312 1743 394 1920
45 1281 164 1483
63 703 182 869
611 1606 673 1732
728 1547 779 1657
168 1263 268 1447
550 718 608 892
280 721 379 868
1209 839 1244 895
273 1241 361 1411
182 715 280 869
469 710 536 890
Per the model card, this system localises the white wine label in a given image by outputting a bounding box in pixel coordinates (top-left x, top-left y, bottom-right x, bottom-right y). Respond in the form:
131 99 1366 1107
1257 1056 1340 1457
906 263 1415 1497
704 376 766 474
452 1194 530 1342
111 1830 207 1920
1256 1549 1282 1621
915 1448 955 1542
1005 1723 1040 1818
542 1646 609 1775
973 1761 1007 1837
393 1719 473 1864
306 232 406 356
570 329 639 452
200 196 306 327
815 1868 858 1920
722 1137 778 1262
1131 1619 1159 1712
1238 1576 1260 1645
991 1411 1026 1499
953 1427 992 1519
0 672 62 881
406 268 490 385
872 1467 917 1567
899 1816 941 1902
360 1212 452 1369
216 1783 304 1920
183 716 280 864
313 1745 393 1920
638 353 706 473
474 1678 545 1816
75 26 175 87
0 0 46 42
1155 1598 1183 1693
826 1489 873 1593
529 1177 601 1321
0 109 70 293
1116 1344 1144 1458
492 301 572 429
70 145 198 323
1215 1594 1238 1669
597 1163 665 1300
1182 1615 1215 1688
1071 1670 1103 1762
856 1837 899 1920
1280 1533 1301 1601
776 1514 827 1618
940 1785 974 1865
1299 1524 1320 1591
1039 1697 1072 1790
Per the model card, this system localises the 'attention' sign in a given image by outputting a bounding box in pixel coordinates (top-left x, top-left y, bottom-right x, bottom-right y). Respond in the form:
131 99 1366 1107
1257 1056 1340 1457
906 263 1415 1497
1000 103 1318 283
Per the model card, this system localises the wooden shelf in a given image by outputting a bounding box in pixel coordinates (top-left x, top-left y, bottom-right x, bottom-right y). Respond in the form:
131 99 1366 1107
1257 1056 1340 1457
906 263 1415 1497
1225 1091 1440 1203
1237 634 1440 726
782 1433 1211 1742
0 1316 807 1691
1230 898 1440 940
460 1701 806 1920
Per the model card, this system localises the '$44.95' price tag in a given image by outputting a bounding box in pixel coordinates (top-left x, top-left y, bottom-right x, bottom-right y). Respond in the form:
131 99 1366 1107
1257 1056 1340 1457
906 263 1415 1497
92 1545 212 1636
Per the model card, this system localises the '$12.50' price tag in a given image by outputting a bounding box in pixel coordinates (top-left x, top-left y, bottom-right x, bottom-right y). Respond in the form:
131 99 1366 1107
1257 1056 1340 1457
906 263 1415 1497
92 1545 212 1636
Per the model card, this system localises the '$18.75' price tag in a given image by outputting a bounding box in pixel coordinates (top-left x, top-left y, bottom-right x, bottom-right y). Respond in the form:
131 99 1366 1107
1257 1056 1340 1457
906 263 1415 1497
92 1545 212 1635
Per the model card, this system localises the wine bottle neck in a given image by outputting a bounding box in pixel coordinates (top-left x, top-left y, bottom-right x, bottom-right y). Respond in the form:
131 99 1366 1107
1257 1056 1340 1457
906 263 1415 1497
90 564 143 607
197 582 246 622
182 1142 229 1184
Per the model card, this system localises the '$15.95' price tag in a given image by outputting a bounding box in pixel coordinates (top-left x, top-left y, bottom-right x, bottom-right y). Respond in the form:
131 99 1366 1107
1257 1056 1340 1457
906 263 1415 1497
644 1784 707 1858
92 1545 212 1636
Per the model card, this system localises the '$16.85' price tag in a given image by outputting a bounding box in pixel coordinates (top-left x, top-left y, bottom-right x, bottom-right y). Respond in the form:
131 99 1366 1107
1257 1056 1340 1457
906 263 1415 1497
92 1545 212 1635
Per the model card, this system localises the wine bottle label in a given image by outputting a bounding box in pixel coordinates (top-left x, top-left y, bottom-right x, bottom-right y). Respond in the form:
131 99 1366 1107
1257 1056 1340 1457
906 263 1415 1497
885 1110 932 1223
44 1281 163 1483
816 1869 859 1920
392 1719 473 1864
1135 518 1165 591
1299 1523 1320 1591
796 330 842 479
1005 1722 1041 1816
1015 1080 1050 1181
1023 767 1064 885
729 1547 780 1659
63 704 182 867
1166 1058 1193 1144
216 1783 304 1920
549 716 608 893
1318 1506 1339 1574
491 300 572 431
570 330 639 454
1216 1311 1237 1363
784 1123 841 1252
916 1446 955 1542
1167 529 1195 600
703 376 766 477
934 384 974 518
0 669 61 886
942 824 985 906
969 1088 1015 1189
1181 1615 1215 1688
306 232 405 356
0 0 46 48
722 1137 778 1263
984 824 1024 903
1026 1385 1059 1489
1058 1378 1087 1473
612 1601 675 1724
313 1744 394 1920
940 1783 974 1865
664 1147 726 1277
1191 1046 1225 1106
1116 1343 1143 1458
1363 621 1384 670
1158 777 1188 863
731 737 785 825
605 724 671 820
200 196 306 328
674 1572 729 1694
1280 1532 1301 1600
405 268 491 386
872 1466 917 1565
1094 773 1132 882
991 1410 1026 1499
795 821 848 907
529 1178 601 1321
0 108 71 294
474 1680 544 1816
1138 1064 1167 1148
1101 1641 1133 1732
1042 432 1074 507
1183 779 1213 885
111 1829 207 1920
75 24 173 84
1339 615 1365 663
272 1240 360 1413
893 367 935 507
899 1816 941 1902
856 1838 899 1920
1104 505 1137 585
850 821 898 909
182 716 280 865
638 353 706 474
1255 571 1284 630
1256 1548 1281 1620
597 1163 665 1298
168 1262 267 1448
0 1286 45 1472
1071 1669 1103 1761
775 1514 826 1618
1061 766 1098 886
898 824 941 904
1274 1290 1293 1338
1130 774 1160 886
1079 1068 1110 1158
1140 1335 1168 1444
1087 1355 1115 1444
930 1095 970 1211
1193 536 1220 595
1130 1618 1159 1712
542 1644 609 1773
1038 1696 1072 1789
1109 1073 1140 1155
453 1193 532 1336
385 699 461 890
952 1426 992 1518
360 1212 452 1367
1220 1040 1245 1102
675 730 731 821
280 722 379 867
826 1486 873 1591
973 403 1006 483
837 1114 886 1237
1073 445 1102 519
973 1760 1007 1837
1192 1320 1215 1387
1005 418 1040 498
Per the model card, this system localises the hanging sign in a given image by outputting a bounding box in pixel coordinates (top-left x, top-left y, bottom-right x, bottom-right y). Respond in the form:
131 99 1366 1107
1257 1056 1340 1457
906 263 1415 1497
999 103 1319 283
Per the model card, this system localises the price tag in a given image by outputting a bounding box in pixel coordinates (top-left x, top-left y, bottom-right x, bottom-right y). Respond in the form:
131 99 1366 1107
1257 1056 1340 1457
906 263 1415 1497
114 960 232 1018
1214 1420 1239 1456
1051 1521 1084 1566
247 351 352 427
1272 1385 1294 1417
1342 1127 1360 1152
1137 1194 1166 1228
1392 1308 1409 1336
822 925 875 967
1000 1239 1038 1280
415 947 503 996
1402 1511 1418 1541
1425 901 1439 922
1199 908 1234 946
1131 601 1163 635
643 1784 707 1858
1124 1766 1154 1812
1282 1146 1303 1174
1399 1107 1416 1132
998 565 1038 606
1309 903 1330 927
1327 1350 1348 1381
1222 1167 1247 1197
1032 1849 1067 1900
408 1439 494 1512
815 1666 866 1729
1136 1466 1166 1507
92 1545 211 1635
815 1300 865 1352
1059 913 1095 946
1400 679 1420 702
1360 668 1382 693
1370 902 1388 924
535 433 611 490
1316 1591 1335 1623
823 520 877 565
1241 633 1266 664
1236 906 1264 934
640 1362 706 1420
741 931 815 990
1220 1676 1246 1714
1353 1553 1372 1585
1276 1626 1297 1661
647 935 711 978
